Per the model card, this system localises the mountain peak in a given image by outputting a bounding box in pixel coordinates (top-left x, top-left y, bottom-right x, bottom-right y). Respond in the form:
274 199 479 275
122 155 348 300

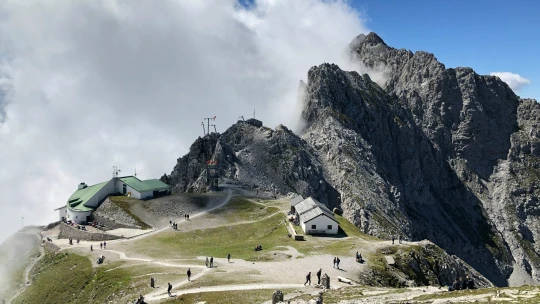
349 32 387 50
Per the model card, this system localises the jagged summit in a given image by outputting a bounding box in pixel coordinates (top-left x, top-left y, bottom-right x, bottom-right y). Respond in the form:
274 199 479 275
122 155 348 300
163 33 540 287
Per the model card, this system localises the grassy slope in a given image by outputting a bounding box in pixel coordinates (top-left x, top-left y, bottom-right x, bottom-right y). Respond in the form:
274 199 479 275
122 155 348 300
13 253 93 304
127 198 378 261
13 252 190 304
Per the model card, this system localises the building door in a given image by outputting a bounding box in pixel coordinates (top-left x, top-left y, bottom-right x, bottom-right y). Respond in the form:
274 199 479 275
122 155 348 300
123 184 127 195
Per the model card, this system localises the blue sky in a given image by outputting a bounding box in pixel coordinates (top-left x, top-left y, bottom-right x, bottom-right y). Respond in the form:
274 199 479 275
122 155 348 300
353 0 539 100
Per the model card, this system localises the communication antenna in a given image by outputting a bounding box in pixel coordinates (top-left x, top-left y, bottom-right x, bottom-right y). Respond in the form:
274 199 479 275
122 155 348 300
201 121 206 136
134 168 137 177
112 166 121 178
253 108 256 119
204 116 217 135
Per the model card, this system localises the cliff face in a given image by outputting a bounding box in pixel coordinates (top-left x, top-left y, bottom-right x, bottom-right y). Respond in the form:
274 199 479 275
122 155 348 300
162 33 540 286
162 122 339 206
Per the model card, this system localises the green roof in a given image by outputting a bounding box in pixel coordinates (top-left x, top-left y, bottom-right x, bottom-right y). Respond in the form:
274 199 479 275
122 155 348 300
67 181 108 212
119 176 170 192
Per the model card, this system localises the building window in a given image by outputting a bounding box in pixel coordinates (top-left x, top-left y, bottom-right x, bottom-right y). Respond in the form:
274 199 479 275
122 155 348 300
327 225 332 230
311 224 316 229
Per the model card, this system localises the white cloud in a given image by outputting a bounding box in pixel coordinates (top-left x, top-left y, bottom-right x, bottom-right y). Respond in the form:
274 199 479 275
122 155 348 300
489 72 531 92
0 0 369 242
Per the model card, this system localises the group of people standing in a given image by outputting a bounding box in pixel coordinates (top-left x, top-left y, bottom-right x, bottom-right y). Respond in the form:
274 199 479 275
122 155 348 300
448 276 475 291
205 256 214 268
333 256 341 269
170 214 189 230
304 268 324 286
392 235 403 244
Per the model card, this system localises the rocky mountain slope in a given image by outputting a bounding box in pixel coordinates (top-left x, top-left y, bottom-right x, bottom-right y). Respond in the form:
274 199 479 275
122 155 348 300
161 33 540 287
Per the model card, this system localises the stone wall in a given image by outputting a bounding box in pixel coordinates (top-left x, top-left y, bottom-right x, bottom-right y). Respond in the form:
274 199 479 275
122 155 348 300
92 214 137 230
93 198 142 229
58 223 121 241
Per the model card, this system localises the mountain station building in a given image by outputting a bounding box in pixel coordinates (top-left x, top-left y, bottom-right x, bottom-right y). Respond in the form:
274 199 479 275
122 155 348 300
294 197 339 235
55 176 170 224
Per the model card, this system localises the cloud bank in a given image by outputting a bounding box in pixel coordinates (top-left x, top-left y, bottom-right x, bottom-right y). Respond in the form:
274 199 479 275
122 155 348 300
489 72 531 92
0 0 368 242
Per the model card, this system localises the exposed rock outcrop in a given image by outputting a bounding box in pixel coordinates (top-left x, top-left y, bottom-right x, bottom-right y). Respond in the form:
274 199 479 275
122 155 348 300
162 32 540 286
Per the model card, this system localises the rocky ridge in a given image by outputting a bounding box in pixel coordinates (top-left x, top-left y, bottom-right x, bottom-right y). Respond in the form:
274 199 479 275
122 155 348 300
161 33 540 286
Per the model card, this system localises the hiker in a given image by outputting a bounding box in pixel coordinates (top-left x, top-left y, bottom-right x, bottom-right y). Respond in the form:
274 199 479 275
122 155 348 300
398 235 402 244
466 276 475 289
100 242 103 250
448 278 458 291
210 257 214 268
103 241 107 249
90 245 93 252
167 282 172 296
135 295 145 304
336 257 341 269
187 214 189 220
357 252 363 263
187 268 192 281
392 235 395 244
458 277 465 290
205 257 209 267
316 268 322 285
170 220 172 226
333 257 336 268
150 277 155 288
77 237 80 244
227 253 231 262
304 272 311 286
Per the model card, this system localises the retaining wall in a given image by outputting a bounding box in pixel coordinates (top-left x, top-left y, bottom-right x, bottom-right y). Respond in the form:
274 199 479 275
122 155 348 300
58 223 121 241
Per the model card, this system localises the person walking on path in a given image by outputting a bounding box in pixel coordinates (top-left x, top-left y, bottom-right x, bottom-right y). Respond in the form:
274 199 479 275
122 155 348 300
316 268 322 285
187 268 192 281
210 257 214 268
333 257 336 268
90 245 93 252
336 257 341 269
392 235 395 244
100 242 103 250
304 272 311 286
167 283 172 296
205 257 209 268
150 277 155 288
227 253 231 262
399 235 402 244
103 241 107 249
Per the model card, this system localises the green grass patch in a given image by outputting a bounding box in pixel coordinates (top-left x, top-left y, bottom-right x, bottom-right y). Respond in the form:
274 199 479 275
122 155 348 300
209 198 280 222
334 214 379 241
163 288 296 304
14 252 192 304
13 252 93 304
127 213 292 261
108 196 152 229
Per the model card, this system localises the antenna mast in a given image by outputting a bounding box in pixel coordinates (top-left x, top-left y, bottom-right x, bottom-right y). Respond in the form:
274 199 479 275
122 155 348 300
253 108 256 119
201 122 206 136
203 116 217 135
112 166 121 178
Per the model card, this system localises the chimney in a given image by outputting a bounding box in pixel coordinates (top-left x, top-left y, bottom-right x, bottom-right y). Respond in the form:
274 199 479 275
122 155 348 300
78 182 87 190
